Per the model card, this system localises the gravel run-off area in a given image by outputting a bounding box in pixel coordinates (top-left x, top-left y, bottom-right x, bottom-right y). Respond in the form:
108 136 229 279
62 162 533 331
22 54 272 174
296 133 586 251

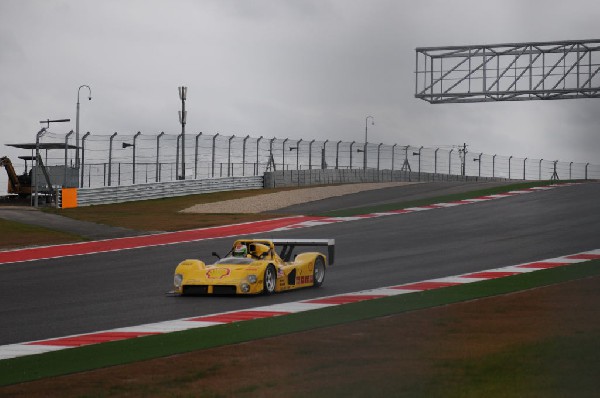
180 182 417 214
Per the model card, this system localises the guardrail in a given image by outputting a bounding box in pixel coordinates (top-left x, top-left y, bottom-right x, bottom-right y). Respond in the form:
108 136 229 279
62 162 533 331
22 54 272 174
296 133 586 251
264 169 509 188
60 176 263 207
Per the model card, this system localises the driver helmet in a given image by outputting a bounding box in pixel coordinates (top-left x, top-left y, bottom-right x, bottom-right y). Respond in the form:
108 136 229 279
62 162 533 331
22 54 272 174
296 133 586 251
233 243 248 257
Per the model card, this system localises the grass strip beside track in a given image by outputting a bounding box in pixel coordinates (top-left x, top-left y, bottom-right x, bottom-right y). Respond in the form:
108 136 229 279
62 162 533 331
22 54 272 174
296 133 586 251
1 258 598 387
320 180 565 217
0 218 86 250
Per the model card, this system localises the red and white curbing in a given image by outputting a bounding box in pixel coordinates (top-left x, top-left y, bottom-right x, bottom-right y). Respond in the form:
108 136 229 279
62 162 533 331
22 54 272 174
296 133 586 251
1 247 598 361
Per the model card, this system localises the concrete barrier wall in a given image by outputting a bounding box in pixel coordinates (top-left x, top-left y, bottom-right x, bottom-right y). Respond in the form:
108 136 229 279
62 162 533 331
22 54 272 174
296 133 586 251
264 169 509 188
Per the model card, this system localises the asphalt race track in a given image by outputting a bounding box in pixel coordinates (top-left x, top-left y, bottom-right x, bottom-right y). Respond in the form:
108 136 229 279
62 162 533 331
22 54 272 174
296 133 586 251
0 182 598 345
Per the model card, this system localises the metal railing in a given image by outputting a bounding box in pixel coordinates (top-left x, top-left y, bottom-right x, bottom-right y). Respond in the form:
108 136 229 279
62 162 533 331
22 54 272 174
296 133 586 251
65 175 263 206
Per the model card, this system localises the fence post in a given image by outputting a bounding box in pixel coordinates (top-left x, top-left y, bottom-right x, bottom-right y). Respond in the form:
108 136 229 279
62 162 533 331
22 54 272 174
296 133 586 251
335 140 341 169
415 146 423 181
108 132 117 186
132 131 141 184
569 162 573 179
362 141 368 172
309 139 315 170
392 144 397 173
322 140 329 169
539 159 543 180
585 163 589 180
212 133 219 177
63 130 73 188
296 139 302 172
156 132 164 182
228 135 235 177
80 132 90 188
449 148 453 174
434 148 439 174
350 141 355 169
473 153 482 177
194 132 202 179
176 134 180 180
268 137 276 171
523 157 527 180
493 154 496 178
282 138 289 174
508 156 513 179
242 135 250 176
255 136 263 176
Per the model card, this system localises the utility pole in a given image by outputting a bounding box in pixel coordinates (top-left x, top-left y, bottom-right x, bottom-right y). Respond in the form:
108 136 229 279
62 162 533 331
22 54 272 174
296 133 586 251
459 143 467 176
178 86 187 180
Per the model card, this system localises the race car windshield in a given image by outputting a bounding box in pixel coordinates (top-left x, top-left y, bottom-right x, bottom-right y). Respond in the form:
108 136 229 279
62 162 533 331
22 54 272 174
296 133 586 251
214 257 254 265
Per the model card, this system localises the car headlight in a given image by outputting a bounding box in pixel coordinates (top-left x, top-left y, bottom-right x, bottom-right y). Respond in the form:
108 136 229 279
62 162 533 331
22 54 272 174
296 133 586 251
247 274 257 284
241 283 250 293
174 273 183 288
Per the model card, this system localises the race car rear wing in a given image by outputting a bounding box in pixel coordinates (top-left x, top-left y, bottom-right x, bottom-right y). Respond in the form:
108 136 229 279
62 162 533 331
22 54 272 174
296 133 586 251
270 239 335 265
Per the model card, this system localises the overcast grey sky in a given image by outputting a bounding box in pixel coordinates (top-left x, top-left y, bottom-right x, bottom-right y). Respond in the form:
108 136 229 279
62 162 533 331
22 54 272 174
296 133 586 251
1 0 599 168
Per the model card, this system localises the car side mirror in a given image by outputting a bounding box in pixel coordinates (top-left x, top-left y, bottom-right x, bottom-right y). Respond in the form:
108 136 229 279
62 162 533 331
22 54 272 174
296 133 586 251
212 251 221 259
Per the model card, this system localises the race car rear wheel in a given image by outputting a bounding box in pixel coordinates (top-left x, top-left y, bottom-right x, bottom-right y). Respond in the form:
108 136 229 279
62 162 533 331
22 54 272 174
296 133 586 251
313 257 326 287
263 265 277 295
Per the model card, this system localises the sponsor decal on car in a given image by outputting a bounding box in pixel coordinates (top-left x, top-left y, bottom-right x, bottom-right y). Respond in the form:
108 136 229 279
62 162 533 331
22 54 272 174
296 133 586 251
206 268 231 279
295 275 313 284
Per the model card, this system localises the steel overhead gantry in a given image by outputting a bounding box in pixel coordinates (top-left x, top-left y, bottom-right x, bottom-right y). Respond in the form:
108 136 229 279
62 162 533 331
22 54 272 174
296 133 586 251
415 39 600 103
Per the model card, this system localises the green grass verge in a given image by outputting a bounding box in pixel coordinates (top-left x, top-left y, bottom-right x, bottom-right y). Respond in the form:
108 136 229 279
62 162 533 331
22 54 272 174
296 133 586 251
0 218 86 250
424 333 600 398
1 258 598 387
320 180 566 217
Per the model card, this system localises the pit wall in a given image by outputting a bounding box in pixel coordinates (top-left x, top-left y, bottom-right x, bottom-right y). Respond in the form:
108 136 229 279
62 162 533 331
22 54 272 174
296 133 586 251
264 169 509 188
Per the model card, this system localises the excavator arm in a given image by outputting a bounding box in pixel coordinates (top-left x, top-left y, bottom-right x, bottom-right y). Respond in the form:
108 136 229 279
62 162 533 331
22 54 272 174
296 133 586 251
1 156 21 193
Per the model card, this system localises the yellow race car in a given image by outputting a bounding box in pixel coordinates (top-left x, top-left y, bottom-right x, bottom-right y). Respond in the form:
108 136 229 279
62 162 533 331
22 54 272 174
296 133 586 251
173 239 335 295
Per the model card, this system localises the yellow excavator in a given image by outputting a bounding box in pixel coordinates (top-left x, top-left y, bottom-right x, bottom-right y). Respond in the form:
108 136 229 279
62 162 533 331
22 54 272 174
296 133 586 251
1 156 33 197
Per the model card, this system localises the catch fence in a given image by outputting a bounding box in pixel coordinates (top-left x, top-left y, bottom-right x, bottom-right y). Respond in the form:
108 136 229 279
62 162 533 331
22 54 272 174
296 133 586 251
26 130 600 190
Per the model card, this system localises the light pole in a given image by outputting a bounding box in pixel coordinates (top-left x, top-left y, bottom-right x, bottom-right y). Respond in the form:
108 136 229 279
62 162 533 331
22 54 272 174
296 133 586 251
364 116 374 171
178 86 187 180
76 85 92 169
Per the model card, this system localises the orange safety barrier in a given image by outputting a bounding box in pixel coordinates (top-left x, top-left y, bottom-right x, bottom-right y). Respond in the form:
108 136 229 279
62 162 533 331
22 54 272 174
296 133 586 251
61 188 78 208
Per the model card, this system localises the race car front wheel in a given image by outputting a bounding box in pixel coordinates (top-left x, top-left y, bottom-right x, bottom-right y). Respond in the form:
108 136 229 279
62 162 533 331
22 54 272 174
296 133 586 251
263 265 277 295
313 257 326 287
